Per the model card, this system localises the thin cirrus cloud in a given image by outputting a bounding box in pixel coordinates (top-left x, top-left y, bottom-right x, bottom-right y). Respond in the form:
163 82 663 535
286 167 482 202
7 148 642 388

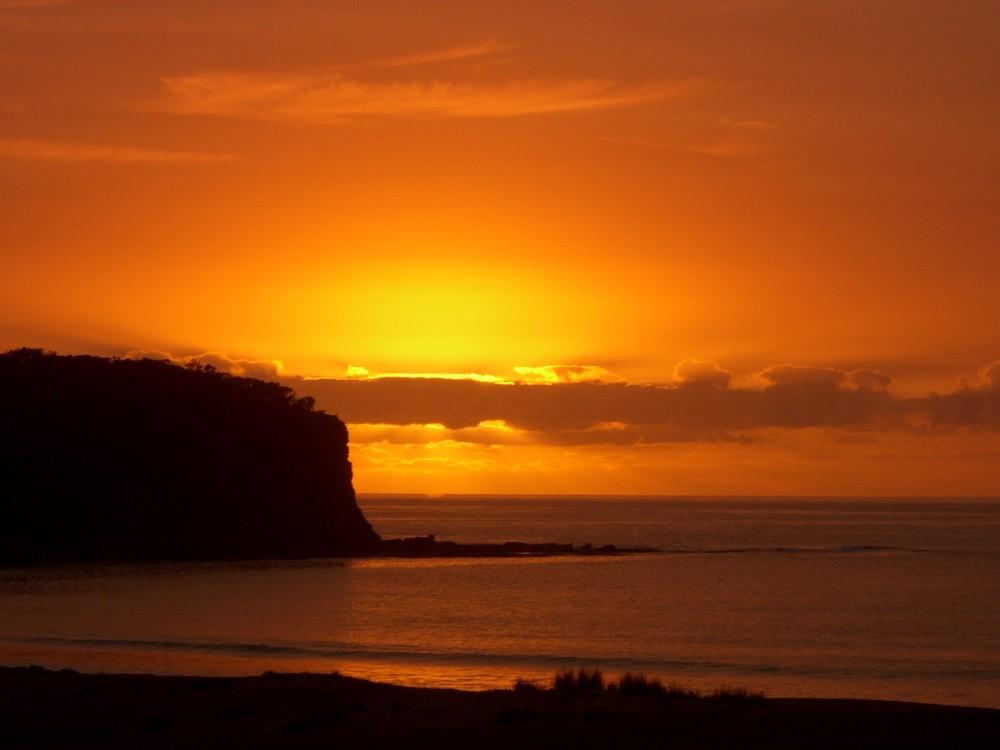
370 40 515 69
152 72 712 122
0 138 235 163
685 119 781 159
0 0 75 7
680 0 788 14
613 119 783 161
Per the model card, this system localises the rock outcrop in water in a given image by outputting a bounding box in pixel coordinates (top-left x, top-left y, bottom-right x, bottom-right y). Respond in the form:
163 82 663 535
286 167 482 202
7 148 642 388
0 349 380 564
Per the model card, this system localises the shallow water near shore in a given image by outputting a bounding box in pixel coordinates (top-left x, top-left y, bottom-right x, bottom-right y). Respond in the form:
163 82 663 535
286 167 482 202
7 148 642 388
1 496 998 708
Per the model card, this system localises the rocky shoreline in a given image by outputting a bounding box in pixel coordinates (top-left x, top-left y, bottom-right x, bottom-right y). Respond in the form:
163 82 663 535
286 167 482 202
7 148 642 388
372 534 658 557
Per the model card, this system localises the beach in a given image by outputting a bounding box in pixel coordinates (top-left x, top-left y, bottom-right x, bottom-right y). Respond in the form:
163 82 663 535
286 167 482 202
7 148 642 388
4 498 999 708
3 665 999 749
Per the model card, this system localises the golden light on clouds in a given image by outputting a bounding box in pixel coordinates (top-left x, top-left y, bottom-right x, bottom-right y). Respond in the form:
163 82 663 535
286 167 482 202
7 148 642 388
513 366 614 384
2 1 998 495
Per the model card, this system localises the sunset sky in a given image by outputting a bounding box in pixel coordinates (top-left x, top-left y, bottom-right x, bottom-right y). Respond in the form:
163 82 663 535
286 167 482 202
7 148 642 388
2 1 998 496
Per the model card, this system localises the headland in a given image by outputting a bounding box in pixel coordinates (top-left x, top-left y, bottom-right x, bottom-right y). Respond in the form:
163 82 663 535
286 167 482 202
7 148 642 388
0 349 652 564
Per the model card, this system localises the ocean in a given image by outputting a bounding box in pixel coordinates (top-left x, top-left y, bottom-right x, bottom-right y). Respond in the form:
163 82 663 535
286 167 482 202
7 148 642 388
1 496 998 708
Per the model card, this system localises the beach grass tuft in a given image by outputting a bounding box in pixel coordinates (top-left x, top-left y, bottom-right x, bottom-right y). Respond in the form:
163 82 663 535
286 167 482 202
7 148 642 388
708 685 767 702
554 668 605 692
515 670 765 702
611 672 702 698
512 678 547 692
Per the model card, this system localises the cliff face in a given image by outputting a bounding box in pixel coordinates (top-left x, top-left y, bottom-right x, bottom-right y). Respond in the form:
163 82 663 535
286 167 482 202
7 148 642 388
0 349 380 564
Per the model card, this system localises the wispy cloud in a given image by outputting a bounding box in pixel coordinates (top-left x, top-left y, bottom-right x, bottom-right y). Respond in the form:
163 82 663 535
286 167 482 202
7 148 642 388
0 138 235 163
0 0 80 7
680 0 788 15
616 118 782 161
371 40 515 69
687 118 781 158
153 72 711 122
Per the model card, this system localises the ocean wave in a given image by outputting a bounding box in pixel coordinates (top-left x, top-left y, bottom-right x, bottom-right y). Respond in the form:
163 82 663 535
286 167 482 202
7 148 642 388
9 635 998 682
0 634 754 673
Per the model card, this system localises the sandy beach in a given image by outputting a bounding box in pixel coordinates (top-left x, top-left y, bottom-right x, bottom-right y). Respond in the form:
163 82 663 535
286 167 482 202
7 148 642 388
2 666 998 749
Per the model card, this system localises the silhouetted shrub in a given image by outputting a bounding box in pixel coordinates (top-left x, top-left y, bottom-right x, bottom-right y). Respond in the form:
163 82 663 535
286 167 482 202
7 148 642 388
662 683 703 699
523 670 765 703
610 673 704 698
613 673 664 696
513 678 546 692
708 685 767 702
554 669 605 692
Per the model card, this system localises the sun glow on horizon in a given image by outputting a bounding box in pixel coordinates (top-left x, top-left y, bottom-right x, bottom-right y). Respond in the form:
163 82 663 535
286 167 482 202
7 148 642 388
303 251 665 377
329 370 513 384
3 1 998 495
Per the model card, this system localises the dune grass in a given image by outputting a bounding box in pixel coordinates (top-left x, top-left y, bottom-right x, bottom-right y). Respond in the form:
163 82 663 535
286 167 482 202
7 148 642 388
515 670 765 702
709 685 767 702
554 668 606 692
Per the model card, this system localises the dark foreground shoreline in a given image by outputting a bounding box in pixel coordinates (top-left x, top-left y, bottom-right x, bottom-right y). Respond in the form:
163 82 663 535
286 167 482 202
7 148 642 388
2 666 998 749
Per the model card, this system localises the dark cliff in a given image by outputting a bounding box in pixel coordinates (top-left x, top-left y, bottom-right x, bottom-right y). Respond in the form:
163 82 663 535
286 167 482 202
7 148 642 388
0 349 380 564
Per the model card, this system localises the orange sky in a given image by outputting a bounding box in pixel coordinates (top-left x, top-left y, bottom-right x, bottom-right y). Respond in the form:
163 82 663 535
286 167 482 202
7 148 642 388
2 1 998 496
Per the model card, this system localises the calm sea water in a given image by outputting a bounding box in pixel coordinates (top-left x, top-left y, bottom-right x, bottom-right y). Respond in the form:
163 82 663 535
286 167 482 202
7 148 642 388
1 496 998 708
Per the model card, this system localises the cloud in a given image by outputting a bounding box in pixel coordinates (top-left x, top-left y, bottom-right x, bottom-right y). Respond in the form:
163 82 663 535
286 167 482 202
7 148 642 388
759 365 893 393
372 40 515 69
344 365 370 378
0 138 235 163
982 362 1000 391
125 350 284 380
957 361 1000 392
122 349 174 363
350 418 742 449
847 369 893 391
284 360 1000 446
673 358 732 387
153 72 711 122
760 364 846 389
121 351 999 446
349 420 525 447
335 370 508 383
723 119 778 132
616 117 783 161
0 0 80 7
351 442 508 477
513 364 614 384
680 0 788 15
687 118 781 159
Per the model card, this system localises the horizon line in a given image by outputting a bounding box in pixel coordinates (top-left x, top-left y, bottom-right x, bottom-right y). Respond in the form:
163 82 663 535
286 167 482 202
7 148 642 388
355 493 1000 501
